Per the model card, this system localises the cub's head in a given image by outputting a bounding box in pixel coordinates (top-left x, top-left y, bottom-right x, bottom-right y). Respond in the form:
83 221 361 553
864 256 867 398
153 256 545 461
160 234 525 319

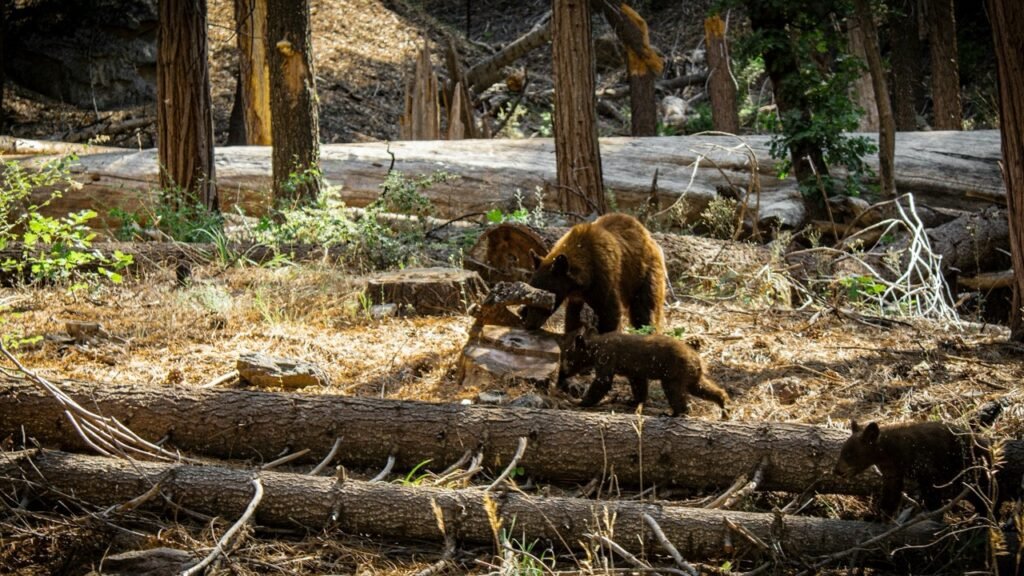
559 329 596 382
521 250 576 329
833 420 881 477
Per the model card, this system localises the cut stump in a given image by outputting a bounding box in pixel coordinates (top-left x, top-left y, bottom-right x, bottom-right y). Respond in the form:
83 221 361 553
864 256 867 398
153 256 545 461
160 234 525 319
465 223 549 283
457 325 560 390
365 267 487 315
237 352 330 389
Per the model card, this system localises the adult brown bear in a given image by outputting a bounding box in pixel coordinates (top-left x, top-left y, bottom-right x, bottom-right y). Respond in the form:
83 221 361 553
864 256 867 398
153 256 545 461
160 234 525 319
522 213 666 333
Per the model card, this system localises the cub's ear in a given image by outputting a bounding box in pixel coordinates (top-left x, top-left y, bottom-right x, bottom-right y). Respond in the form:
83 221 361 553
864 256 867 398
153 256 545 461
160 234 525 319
863 422 880 443
849 419 860 432
573 332 587 349
552 253 570 275
529 249 543 270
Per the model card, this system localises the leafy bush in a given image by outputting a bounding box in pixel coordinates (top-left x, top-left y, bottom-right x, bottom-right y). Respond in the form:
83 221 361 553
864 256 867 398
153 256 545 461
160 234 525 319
111 190 223 244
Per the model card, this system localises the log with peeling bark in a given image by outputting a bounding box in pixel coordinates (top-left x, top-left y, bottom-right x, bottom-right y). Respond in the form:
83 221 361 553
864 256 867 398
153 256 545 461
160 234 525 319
0 449 946 564
11 131 1004 231
6 377 1022 496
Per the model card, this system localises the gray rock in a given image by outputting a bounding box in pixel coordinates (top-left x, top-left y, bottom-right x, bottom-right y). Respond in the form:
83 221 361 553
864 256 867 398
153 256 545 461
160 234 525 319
94 547 196 576
237 352 330 389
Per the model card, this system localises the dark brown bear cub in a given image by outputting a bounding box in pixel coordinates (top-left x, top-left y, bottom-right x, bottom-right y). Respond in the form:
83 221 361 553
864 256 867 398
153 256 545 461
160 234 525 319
559 331 729 417
833 420 992 518
522 213 666 334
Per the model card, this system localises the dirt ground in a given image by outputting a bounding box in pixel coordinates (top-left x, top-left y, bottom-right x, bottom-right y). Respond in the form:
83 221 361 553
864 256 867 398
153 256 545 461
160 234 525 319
2 257 1023 574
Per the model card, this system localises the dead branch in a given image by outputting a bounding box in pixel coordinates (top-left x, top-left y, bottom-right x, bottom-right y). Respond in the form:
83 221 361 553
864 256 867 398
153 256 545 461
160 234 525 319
181 476 264 576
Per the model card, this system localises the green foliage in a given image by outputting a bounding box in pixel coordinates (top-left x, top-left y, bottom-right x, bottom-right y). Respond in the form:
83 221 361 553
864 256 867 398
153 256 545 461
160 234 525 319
684 102 714 134
1 156 133 289
626 324 656 336
537 109 554 137
486 208 529 224
498 526 555 576
397 459 433 486
699 197 739 239
111 193 223 244
837 274 886 302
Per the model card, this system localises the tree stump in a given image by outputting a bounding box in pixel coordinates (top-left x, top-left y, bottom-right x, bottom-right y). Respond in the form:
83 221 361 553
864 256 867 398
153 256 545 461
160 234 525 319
464 223 549 283
365 267 487 315
457 325 561 390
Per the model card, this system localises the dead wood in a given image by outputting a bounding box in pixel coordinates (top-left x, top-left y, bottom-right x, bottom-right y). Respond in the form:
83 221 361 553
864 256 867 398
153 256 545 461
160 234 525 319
957 269 1015 290
365 268 488 315
0 449 944 564
399 43 441 140
464 12 552 94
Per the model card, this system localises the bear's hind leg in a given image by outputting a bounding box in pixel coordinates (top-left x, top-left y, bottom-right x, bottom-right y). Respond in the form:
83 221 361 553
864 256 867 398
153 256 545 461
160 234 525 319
628 272 664 331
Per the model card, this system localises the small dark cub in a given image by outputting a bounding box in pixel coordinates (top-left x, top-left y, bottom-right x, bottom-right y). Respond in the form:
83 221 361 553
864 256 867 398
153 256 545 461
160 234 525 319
833 420 992 518
559 331 729 417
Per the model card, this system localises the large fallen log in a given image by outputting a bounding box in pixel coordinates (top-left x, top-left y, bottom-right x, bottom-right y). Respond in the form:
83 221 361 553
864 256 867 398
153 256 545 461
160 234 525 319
0 449 944 564
4 377 1021 495
11 131 1005 230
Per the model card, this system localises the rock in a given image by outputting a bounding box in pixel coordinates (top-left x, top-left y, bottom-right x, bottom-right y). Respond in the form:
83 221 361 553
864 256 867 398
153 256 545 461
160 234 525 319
90 547 196 576
365 267 487 316
477 390 508 405
456 326 560 390
237 352 330 389
508 394 552 409
368 303 398 320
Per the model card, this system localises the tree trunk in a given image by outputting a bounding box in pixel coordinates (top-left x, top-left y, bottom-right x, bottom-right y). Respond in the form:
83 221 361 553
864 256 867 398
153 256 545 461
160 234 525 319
704 14 739 134
889 0 923 131
0 2 5 133
927 0 962 130
598 3 662 137
399 43 441 140
465 13 552 95
847 17 879 132
156 0 217 211
235 0 272 146
853 0 896 196
226 66 248 145
988 0 1024 339
0 450 946 564
552 0 606 218
267 0 320 204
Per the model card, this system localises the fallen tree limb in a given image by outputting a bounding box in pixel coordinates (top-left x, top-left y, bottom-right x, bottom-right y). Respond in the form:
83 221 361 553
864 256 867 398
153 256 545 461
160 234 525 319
13 131 1004 230
0 449 946 564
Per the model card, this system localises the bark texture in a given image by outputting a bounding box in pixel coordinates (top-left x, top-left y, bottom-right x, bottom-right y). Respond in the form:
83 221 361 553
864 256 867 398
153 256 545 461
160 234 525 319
599 3 662 136
156 0 217 211
853 0 896 196
848 17 879 132
705 14 739 134
267 0 320 203
0 450 944 562
235 0 273 145
988 0 1024 339
16 132 1006 231
927 0 962 130
552 0 606 218
890 0 923 131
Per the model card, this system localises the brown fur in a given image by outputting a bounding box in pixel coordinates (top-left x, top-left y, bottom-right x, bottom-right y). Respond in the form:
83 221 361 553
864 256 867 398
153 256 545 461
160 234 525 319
560 331 728 417
833 420 993 518
523 213 666 334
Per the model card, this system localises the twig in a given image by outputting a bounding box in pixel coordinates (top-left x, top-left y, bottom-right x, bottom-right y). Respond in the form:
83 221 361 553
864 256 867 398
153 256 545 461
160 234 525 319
713 456 769 509
309 437 343 476
261 448 310 471
105 480 164 515
723 517 770 551
370 455 396 482
200 370 239 389
588 534 691 576
486 437 527 491
182 476 264 576
437 449 473 478
642 513 698 576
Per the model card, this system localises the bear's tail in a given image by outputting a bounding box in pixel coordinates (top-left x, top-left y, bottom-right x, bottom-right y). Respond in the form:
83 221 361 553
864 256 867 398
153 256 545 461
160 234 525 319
692 376 730 412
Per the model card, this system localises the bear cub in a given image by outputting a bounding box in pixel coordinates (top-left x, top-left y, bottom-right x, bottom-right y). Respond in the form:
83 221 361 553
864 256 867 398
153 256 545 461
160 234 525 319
523 213 665 334
833 420 993 518
559 331 729 417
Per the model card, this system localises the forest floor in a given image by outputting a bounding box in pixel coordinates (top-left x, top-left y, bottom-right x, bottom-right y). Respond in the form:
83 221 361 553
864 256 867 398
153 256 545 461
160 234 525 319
2 257 1023 574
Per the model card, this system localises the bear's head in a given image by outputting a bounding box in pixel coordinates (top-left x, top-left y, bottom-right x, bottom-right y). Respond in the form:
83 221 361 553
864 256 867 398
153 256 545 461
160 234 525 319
521 250 577 329
833 420 881 477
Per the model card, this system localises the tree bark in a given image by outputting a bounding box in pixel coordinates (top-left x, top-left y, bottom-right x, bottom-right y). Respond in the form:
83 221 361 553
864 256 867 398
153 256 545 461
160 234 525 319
853 0 896 196
552 0 606 218
988 0 1024 339
0 450 945 563
226 66 248 145
847 16 879 132
0 2 5 133
267 0 320 204
889 0 923 131
156 0 217 211
927 0 962 130
465 13 552 95
704 14 739 134
235 0 273 145
598 3 662 137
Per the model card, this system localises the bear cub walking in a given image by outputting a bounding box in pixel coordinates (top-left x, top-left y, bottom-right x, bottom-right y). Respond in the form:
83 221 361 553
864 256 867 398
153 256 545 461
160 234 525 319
559 331 729 417
833 420 993 518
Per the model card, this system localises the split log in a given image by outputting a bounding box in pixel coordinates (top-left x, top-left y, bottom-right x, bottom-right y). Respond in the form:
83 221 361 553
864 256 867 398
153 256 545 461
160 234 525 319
399 43 441 141
0 450 944 564
365 268 488 315
456 325 561 389
8 377 1023 496
13 131 1005 230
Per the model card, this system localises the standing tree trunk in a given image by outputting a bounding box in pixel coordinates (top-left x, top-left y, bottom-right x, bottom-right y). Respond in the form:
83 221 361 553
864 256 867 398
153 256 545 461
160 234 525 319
267 0 321 204
226 67 248 145
988 0 1024 339
927 0 961 130
890 0 923 131
853 0 895 196
235 0 273 145
156 0 218 211
847 18 879 132
704 13 739 133
552 0 606 218
0 1 6 133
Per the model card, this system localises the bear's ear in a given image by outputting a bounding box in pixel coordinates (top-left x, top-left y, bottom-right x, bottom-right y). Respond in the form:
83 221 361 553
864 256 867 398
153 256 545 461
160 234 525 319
849 419 860 432
862 422 880 443
529 249 543 270
573 332 587 349
552 253 570 275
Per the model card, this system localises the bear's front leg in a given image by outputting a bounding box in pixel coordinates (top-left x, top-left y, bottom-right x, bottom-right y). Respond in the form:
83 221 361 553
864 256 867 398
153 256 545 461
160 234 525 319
878 475 904 519
580 374 614 407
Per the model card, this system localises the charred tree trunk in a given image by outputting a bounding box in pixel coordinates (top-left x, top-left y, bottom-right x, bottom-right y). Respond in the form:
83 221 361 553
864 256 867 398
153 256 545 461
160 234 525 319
235 0 273 145
598 3 662 137
0 449 945 564
156 0 217 211
927 0 962 130
853 0 896 196
705 14 739 134
988 0 1024 339
890 0 923 131
552 0 606 218
267 0 320 204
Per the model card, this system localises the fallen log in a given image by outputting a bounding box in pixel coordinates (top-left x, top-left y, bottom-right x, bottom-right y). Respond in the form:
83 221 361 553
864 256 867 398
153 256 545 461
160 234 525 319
13 131 1005 230
0 449 945 564
6 377 1021 496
